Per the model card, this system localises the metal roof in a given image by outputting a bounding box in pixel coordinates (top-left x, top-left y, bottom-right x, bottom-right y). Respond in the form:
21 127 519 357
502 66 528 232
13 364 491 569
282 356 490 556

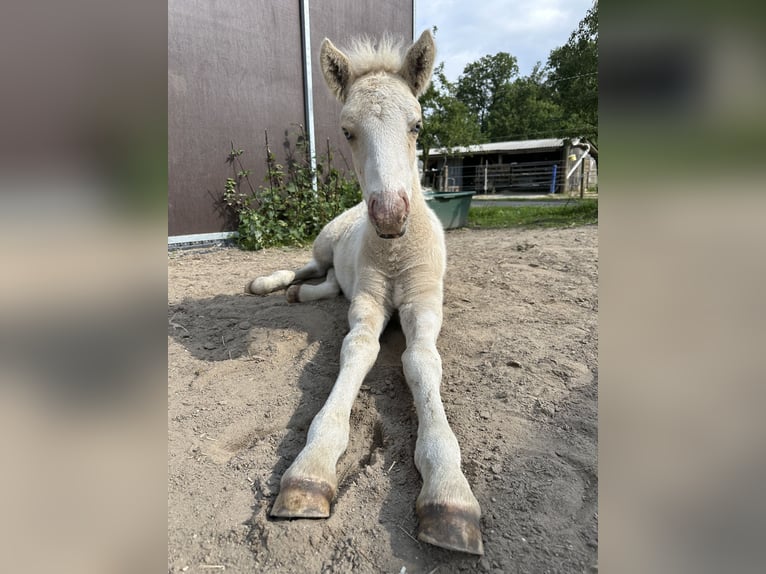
420 138 566 157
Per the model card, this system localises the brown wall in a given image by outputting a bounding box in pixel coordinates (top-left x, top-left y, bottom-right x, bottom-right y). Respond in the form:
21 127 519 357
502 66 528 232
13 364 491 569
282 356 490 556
169 0 413 237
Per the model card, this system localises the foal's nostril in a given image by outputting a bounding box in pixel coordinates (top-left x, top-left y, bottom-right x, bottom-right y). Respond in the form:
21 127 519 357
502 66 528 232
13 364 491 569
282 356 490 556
399 190 410 212
400 193 409 224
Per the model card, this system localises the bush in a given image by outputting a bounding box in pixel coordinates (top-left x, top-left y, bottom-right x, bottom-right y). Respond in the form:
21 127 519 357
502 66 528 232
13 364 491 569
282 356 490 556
223 127 362 250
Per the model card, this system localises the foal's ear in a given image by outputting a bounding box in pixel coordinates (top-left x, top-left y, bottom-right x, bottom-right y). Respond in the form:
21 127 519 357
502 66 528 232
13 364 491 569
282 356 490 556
400 30 436 97
320 38 352 102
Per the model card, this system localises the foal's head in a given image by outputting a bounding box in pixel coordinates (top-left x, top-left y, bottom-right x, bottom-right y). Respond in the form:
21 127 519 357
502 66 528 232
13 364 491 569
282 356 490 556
320 31 436 238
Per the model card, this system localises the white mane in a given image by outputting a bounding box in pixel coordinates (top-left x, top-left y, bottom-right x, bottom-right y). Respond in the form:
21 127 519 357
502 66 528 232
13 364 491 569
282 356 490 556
342 34 407 77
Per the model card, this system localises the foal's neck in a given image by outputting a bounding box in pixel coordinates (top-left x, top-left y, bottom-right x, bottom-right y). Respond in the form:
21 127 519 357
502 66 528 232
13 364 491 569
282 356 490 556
408 182 428 215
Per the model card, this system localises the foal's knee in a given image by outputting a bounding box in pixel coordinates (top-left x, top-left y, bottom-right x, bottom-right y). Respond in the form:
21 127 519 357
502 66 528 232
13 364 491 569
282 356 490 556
341 326 380 364
403 343 442 378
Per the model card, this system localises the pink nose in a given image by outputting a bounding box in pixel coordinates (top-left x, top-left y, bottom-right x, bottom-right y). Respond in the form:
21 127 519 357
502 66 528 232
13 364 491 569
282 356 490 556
367 189 410 238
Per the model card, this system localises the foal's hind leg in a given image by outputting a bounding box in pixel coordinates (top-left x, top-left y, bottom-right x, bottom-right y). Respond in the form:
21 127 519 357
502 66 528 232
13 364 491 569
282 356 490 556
286 269 341 303
245 259 324 296
245 230 335 298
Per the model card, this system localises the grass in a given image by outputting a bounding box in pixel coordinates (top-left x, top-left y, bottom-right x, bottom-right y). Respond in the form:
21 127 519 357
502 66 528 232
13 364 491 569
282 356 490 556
468 199 598 229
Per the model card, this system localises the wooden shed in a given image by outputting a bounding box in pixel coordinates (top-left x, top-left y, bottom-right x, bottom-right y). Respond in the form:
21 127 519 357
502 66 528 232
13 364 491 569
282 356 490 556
420 138 598 195
168 0 415 242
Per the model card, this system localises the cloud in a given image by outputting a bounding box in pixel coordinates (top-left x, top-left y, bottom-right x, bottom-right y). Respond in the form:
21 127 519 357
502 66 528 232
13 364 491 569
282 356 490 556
416 0 593 80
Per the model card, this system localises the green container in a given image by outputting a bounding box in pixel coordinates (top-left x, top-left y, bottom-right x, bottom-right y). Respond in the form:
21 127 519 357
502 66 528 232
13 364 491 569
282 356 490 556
423 191 475 229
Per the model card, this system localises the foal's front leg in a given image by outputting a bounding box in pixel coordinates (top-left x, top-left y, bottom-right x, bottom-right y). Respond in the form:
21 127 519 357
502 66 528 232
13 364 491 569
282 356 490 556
271 294 386 517
400 300 484 555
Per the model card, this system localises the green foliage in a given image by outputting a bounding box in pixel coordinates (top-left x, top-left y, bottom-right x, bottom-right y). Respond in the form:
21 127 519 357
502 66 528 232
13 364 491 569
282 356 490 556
469 200 598 228
222 129 362 250
455 52 519 133
487 63 565 141
546 1 598 143
419 62 485 162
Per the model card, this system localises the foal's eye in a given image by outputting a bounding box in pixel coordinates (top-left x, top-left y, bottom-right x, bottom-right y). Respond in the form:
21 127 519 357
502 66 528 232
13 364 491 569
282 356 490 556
342 128 353 141
411 122 422 135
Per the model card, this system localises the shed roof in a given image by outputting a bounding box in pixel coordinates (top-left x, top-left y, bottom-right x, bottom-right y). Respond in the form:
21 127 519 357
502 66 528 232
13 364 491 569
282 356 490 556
421 138 566 157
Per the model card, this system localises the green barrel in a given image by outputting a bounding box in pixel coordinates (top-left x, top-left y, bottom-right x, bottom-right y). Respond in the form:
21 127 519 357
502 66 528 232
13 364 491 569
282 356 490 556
423 191 475 229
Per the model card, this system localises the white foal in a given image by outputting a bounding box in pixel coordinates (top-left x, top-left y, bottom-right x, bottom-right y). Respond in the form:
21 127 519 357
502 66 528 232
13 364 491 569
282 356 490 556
245 30 483 555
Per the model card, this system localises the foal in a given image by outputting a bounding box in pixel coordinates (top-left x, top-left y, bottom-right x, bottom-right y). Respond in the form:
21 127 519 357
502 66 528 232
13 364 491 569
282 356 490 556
245 31 483 555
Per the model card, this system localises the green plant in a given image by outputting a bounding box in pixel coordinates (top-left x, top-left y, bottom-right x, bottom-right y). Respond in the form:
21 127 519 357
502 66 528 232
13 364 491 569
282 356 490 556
222 127 362 250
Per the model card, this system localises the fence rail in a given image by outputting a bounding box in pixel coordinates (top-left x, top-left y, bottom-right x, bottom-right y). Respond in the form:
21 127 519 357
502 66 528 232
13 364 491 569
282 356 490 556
483 161 560 193
422 158 595 195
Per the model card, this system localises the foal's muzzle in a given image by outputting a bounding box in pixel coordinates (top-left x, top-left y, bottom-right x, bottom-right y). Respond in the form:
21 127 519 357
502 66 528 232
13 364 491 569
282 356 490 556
368 189 410 239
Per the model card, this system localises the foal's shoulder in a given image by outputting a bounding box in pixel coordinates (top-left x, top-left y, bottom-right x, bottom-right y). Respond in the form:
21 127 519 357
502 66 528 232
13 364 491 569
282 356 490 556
323 201 366 237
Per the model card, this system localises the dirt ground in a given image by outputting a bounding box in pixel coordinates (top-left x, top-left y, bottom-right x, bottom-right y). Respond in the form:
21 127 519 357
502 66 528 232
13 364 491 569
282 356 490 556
168 225 598 574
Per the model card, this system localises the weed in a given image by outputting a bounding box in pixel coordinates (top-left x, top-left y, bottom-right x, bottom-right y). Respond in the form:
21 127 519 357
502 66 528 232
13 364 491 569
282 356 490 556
222 127 361 250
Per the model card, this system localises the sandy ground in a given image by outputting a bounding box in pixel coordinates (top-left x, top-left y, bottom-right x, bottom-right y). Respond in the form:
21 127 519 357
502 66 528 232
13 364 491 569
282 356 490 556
168 225 598 573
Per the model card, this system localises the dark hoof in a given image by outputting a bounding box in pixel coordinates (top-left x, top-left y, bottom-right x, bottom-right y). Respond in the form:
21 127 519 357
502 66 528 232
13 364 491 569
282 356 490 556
270 477 333 518
286 285 300 304
417 503 484 555
244 280 254 294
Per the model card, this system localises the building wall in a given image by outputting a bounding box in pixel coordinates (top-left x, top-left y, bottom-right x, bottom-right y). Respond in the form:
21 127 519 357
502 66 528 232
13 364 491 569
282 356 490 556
169 0 413 237
168 1 304 236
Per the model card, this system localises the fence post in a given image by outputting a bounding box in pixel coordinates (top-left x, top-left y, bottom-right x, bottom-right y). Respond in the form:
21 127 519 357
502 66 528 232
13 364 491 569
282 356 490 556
549 163 558 195
440 164 449 192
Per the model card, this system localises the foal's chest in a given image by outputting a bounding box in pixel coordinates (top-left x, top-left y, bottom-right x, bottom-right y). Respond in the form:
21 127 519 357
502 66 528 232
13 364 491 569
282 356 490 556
363 248 442 307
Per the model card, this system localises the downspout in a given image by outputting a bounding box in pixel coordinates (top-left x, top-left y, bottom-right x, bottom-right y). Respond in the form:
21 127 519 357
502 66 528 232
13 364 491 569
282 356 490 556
412 0 417 40
566 142 591 179
299 0 318 192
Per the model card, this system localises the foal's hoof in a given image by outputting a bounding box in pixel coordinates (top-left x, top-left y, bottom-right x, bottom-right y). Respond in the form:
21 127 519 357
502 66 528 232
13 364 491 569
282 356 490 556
245 279 264 295
270 478 333 518
286 284 301 303
417 504 484 555
246 277 271 295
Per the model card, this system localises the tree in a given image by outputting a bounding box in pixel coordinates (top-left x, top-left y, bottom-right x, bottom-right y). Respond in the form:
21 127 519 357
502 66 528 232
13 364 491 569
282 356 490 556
455 52 519 133
546 1 598 143
487 63 565 141
419 63 484 166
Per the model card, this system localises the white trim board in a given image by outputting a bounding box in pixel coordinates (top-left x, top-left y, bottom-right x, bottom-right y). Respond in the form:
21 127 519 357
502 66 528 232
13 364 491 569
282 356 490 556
168 231 236 246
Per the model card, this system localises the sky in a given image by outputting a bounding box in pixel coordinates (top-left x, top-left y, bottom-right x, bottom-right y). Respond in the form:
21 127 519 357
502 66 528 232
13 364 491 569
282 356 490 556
415 0 593 82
